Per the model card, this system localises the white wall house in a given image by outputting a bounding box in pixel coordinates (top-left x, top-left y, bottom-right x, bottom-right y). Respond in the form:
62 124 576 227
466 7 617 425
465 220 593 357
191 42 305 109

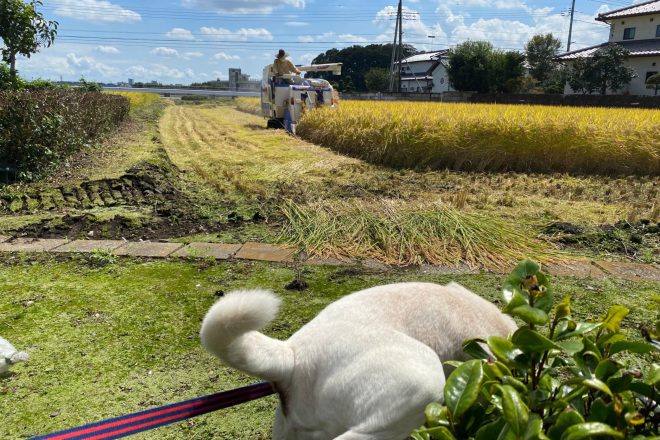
395 51 455 93
557 0 660 96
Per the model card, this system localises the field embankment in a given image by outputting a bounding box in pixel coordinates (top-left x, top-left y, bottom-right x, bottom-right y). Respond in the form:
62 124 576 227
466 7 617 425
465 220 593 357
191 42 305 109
297 101 660 176
234 96 262 115
0 91 129 180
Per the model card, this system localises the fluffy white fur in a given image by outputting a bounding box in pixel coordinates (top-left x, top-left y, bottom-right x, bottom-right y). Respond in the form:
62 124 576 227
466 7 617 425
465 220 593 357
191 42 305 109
201 282 516 440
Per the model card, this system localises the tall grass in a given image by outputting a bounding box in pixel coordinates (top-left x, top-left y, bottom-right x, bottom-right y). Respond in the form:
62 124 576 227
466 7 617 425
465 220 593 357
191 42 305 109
297 101 659 176
279 200 551 270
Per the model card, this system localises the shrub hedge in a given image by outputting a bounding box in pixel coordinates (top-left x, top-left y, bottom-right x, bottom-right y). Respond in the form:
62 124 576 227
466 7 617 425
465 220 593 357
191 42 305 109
0 90 129 180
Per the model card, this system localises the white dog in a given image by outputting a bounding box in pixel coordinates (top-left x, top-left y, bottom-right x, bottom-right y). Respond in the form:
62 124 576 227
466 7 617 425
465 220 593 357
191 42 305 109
201 282 516 440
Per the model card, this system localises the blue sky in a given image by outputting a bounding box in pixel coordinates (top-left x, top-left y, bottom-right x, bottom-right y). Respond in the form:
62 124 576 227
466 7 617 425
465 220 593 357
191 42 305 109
13 0 638 84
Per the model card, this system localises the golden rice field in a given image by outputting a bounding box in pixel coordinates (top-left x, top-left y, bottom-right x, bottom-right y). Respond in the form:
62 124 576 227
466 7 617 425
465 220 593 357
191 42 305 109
296 100 660 176
107 91 160 110
234 96 262 115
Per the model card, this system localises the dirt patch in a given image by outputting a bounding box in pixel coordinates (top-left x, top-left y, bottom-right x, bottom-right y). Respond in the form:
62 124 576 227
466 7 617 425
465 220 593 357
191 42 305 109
2 159 244 241
544 220 659 262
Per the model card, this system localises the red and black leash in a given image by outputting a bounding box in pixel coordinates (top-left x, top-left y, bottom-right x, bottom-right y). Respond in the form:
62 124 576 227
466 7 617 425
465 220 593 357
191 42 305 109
31 382 275 440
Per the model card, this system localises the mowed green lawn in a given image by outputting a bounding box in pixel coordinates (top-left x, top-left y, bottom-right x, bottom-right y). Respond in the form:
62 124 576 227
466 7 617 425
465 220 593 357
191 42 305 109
1 257 657 439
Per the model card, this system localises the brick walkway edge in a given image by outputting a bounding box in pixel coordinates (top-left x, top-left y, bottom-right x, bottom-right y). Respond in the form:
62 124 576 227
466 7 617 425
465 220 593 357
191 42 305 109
0 236 658 283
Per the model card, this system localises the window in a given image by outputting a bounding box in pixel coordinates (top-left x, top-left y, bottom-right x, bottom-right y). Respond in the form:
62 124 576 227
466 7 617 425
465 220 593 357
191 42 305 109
646 71 658 81
656 25 660 37
623 27 636 40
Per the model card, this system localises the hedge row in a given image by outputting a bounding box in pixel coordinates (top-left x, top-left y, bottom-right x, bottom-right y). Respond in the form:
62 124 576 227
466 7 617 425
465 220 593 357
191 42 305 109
0 91 130 180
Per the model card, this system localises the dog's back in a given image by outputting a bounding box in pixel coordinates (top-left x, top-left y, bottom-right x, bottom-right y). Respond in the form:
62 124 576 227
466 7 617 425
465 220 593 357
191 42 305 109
201 282 516 440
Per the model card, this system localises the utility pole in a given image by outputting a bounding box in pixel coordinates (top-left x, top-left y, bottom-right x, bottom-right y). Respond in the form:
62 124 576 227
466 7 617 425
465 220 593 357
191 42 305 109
388 0 403 92
566 0 576 52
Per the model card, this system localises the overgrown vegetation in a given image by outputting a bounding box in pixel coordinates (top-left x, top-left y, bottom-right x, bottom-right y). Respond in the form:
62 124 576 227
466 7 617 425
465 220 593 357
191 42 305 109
297 100 659 175
414 260 659 439
0 90 129 180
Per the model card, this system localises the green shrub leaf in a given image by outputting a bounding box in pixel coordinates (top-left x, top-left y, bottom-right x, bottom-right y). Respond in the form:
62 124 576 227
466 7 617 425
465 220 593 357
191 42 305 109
609 341 654 356
487 336 529 369
463 338 492 360
475 418 506 440
508 304 549 325
444 360 484 420
548 409 585 440
646 363 660 385
512 328 560 353
601 306 629 334
425 403 450 428
499 384 529 437
560 422 624 440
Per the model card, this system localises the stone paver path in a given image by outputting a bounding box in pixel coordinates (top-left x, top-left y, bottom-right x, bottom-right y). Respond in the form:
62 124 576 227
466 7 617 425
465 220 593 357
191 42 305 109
0 237 658 282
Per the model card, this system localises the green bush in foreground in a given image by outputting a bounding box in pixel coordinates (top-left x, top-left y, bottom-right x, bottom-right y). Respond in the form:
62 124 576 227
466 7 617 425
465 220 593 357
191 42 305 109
414 260 659 440
0 90 129 180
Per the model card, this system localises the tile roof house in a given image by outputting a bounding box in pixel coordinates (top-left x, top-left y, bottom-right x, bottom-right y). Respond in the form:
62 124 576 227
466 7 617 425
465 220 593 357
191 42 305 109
395 51 455 93
557 0 660 95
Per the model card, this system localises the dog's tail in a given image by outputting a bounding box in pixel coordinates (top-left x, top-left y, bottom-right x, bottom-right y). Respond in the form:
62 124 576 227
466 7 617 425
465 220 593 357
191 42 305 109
200 289 294 383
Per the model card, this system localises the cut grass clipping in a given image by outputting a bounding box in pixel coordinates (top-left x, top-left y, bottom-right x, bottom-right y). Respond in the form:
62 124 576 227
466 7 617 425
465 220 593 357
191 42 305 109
279 200 550 269
296 101 659 176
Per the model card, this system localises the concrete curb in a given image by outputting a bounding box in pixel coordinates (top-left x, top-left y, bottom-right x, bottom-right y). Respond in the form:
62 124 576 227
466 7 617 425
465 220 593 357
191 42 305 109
0 237 658 282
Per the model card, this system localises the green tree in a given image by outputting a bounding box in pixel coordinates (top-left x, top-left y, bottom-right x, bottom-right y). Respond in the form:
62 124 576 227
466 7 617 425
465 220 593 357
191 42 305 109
341 75 356 93
489 50 526 93
447 41 493 93
646 72 660 96
525 33 562 84
0 0 58 83
567 43 635 95
307 44 417 92
364 67 390 92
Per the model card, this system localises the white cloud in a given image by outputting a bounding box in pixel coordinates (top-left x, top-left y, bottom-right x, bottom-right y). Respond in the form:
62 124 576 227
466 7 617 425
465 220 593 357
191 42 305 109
200 27 273 41
126 64 196 81
213 52 241 61
374 6 447 50
298 32 335 43
151 47 180 57
183 51 204 59
67 53 119 77
298 53 317 65
286 21 309 26
182 0 304 14
166 28 195 40
52 0 141 23
338 34 369 43
96 46 120 54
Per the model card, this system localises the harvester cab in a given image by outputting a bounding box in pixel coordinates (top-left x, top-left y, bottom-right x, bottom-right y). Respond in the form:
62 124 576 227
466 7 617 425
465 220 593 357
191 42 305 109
261 63 342 134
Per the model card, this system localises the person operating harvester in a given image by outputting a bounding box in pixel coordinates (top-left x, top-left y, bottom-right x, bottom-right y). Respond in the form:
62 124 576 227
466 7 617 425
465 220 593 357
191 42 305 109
274 49 301 75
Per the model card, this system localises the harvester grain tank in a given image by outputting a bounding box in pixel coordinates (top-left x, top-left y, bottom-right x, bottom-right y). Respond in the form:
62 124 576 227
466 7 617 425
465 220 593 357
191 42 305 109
261 63 342 133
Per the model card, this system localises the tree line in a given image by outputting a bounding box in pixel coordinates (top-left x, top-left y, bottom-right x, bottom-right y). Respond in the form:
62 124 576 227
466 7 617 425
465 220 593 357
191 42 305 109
307 34 649 96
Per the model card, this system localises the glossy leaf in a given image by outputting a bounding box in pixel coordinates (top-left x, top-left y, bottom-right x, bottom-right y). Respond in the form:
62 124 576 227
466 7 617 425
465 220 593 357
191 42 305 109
595 360 620 382
444 359 484 420
508 304 549 325
609 341 654 356
554 295 571 320
512 328 560 353
424 403 450 428
557 340 584 355
601 306 629 334
499 384 529 437
487 336 529 369
554 322 601 341
560 422 624 440
418 426 457 440
523 414 548 440
475 418 505 440
547 408 585 440
463 338 492 360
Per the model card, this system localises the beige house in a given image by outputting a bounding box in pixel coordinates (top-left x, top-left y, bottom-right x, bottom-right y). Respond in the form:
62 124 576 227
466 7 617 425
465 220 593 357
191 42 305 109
558 0 660 96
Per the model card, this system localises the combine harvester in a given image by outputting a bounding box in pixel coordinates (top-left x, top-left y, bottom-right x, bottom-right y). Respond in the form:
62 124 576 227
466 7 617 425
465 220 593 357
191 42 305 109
261 63 342 134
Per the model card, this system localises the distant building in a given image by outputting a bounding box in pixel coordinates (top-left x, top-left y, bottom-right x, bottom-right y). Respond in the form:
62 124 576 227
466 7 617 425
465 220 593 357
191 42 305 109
395 51 455 93
228 68 260 91
557 0 660 96
128 78 134 86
